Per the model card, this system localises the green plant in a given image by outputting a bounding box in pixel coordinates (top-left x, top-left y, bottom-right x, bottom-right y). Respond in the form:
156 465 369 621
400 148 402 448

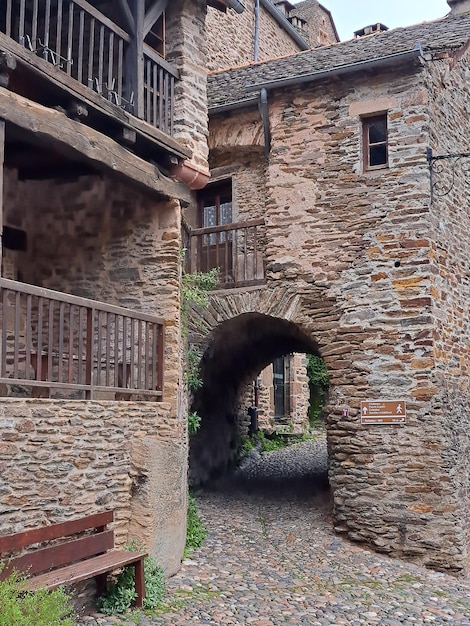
187 411 201 435
306 354 329 424
187 345 203 392
184 493 207 558
97 544 166 616
0 571 75 626
181 268 219 323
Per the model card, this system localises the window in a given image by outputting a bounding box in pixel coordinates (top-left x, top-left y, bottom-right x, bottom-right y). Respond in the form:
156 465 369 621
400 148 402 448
273 356 291 423
199 181 233 234
362 114 388 170
197 181 233 280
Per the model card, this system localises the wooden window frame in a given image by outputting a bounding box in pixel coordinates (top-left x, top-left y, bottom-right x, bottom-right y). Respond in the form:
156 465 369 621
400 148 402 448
362 113 389 171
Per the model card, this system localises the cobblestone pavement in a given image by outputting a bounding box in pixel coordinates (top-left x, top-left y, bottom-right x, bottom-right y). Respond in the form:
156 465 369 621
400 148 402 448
79 441 470 626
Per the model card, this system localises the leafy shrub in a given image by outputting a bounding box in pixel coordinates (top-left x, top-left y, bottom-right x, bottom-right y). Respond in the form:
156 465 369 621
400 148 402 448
184 493 207 558
0 571 75 626
187 346 203 392
97 546 166 615
240 430 287 456
188 411 202 435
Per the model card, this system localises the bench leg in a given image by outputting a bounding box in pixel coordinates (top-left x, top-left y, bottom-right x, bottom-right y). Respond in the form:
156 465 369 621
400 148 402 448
133 559 145 608
95 573 107 599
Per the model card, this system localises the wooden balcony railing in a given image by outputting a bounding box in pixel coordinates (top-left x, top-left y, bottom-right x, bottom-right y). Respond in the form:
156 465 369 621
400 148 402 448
183 219 266 289
1 0 177 135
0 278 164 400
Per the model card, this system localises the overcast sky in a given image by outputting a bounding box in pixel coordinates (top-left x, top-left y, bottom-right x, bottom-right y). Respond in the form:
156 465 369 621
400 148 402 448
292 0 451 41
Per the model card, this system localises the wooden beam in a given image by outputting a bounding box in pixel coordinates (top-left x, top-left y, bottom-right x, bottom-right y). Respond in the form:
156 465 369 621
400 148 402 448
118 0 136 35
144 0 168 38
0 51 16 88
0 87 191 204
130 0 145 119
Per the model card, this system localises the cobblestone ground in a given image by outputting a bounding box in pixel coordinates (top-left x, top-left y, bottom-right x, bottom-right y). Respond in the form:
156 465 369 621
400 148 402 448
79 440 470 626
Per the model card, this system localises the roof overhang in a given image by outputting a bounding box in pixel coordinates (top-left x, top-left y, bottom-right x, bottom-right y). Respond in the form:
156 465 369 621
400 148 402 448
208 0 245 13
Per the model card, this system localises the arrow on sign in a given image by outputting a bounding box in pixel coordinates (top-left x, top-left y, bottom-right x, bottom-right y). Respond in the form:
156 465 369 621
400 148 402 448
362 406 368 415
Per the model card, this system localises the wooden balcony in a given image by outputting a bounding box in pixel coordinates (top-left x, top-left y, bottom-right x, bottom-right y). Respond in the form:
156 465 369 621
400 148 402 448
0 278 164 400
0 0 187 160
183 219 266 289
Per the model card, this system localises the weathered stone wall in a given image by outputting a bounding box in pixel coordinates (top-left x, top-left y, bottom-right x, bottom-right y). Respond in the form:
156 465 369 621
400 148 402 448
3 169 182 408
167 0 209 169
291 0 338 46
1 170 187 575
252 354 310 433
427 46 470 569
0 398 187 575
205 57 469 573
206 0 304 71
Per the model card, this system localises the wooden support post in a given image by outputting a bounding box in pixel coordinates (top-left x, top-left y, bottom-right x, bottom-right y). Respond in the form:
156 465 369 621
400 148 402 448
0 51 16 89
126 0 145 120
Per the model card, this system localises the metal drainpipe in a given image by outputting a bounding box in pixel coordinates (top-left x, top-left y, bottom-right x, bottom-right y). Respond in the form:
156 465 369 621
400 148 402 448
259 87 271 162
254 0 260 62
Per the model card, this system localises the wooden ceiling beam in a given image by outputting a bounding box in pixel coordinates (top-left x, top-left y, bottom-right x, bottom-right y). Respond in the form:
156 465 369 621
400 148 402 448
0 86 191 203
117 0 136 34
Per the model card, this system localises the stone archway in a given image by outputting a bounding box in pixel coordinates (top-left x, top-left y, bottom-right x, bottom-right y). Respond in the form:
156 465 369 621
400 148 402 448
186 282 469 575
189 310 322 485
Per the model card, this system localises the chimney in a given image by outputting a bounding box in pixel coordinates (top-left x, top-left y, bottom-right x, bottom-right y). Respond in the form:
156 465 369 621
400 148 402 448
354 23 389 38
447 0 470 13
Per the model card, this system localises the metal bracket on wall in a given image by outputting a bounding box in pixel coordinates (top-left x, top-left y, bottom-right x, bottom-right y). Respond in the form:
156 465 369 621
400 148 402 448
427 147 470 204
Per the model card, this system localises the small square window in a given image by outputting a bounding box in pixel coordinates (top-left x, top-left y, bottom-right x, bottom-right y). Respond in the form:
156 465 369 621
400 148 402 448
362 114 388 171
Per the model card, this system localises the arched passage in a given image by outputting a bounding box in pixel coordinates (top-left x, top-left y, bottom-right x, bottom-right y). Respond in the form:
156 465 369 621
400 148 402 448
189 312 322 485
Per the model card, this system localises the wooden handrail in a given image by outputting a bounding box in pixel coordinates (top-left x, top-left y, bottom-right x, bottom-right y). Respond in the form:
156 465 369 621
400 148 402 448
184 219 266 288
190 218 265 236
0 279 165 400
143 43 179 79
0 278 163 325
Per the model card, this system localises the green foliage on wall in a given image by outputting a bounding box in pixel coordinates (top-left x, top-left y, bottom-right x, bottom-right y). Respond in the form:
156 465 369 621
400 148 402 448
181 264 218 436
306 354 329 424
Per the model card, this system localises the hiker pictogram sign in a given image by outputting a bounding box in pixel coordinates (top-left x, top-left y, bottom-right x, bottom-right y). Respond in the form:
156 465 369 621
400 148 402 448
360 400 406 425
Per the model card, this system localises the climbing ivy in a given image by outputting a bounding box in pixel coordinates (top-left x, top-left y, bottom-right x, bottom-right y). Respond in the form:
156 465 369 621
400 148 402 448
181 268 219 327
181 261 218 435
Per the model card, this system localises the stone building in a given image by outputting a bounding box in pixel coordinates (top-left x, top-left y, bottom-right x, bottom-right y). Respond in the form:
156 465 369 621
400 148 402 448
185 1 470 574
0 0 236 585
206 0 338 71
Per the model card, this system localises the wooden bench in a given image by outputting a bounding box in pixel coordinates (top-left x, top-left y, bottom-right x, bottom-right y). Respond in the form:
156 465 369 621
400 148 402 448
0 511 147 607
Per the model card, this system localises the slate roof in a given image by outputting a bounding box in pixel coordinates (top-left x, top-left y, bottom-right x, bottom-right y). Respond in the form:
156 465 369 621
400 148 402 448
208 11 470 110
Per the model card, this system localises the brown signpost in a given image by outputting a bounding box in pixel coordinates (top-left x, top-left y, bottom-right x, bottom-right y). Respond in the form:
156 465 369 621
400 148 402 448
360 400 406 425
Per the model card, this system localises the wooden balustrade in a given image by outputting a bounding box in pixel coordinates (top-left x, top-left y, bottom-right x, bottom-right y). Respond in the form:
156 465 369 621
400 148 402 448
1 0 177 134
184 219 266 289
0 278 164 400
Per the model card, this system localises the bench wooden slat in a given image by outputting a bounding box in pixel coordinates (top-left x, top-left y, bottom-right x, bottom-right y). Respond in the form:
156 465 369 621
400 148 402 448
22 550 147 591
0 511 147 608
0 511 114 553
1 530 114 579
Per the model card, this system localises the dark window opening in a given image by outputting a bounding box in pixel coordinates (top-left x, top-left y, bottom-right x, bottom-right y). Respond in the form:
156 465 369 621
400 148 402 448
2 226 27 251
144 11 165 57
362 114 388 170
273 355 291 423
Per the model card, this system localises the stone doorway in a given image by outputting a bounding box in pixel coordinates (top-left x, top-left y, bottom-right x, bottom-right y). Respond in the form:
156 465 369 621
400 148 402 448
188 311 322 486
